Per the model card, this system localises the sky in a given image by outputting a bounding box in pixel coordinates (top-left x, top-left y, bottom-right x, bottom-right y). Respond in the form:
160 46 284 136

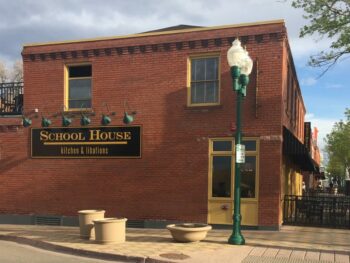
0 0 349 160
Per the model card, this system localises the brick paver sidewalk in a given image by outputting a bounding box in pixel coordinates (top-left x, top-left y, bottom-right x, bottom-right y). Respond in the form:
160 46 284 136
0 225 348 262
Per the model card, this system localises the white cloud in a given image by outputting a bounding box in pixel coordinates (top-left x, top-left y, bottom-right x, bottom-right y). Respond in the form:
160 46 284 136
305 114 337 157
305 113 314 119
301 77 317 86
0 0 314 61
325 83 344 89
289 37 334 60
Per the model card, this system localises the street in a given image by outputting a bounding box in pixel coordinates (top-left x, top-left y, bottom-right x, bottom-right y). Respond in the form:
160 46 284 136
0 240 126 263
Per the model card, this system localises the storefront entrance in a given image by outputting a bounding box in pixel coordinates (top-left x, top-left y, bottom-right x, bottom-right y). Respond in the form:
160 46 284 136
208 138 259 226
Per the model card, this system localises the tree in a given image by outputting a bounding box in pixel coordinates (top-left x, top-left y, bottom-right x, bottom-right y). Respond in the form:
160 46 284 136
0 60 8 83
10 60 23 82
327 157 345 183
291 0 350 74
0 60 23 83
325 108 350 180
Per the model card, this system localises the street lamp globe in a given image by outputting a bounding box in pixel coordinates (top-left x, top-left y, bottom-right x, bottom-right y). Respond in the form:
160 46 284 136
227 39 253 92
227 39 246 68
239 49 253 95
240 49 253 76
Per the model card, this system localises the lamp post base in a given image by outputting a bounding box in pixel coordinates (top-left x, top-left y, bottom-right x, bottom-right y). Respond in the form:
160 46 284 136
228 233 245 245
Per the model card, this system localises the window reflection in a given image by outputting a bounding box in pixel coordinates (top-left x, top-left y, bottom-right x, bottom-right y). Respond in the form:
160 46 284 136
241 156 256 198
212 156 231 197
190 57 219 104
67 65 92 109
213 141 232 152
242 140 256 151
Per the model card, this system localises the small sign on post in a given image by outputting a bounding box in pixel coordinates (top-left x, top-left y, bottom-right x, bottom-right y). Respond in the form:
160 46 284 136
235 144 245 163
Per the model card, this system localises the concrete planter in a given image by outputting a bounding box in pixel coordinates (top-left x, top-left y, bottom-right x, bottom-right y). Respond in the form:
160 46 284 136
166 223 212 242
78 210 105 240
93 217 128 244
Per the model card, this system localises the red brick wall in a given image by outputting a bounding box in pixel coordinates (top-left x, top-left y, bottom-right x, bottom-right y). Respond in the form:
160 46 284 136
281 39 306 142
0 22 288 227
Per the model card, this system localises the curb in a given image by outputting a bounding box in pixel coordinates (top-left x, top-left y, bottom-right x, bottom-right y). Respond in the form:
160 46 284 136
0 234 174 263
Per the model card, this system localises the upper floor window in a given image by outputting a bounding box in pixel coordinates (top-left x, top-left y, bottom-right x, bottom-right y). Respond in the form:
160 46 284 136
66 65 92 109
286 65 292 113
188 56 219 105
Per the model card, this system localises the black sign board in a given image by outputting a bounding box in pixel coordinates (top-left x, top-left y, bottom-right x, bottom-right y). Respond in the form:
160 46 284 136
31 126 141 158
304 122 311 151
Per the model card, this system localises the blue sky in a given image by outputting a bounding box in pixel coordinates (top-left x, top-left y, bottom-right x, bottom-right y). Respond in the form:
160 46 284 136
296 51 350 153
0 0 348 159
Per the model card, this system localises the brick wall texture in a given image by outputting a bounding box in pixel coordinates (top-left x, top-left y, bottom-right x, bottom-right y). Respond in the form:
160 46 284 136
0 21 306 228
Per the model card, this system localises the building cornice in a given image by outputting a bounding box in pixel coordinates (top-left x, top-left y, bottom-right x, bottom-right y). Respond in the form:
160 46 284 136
23 19 285 48
22 32 285 62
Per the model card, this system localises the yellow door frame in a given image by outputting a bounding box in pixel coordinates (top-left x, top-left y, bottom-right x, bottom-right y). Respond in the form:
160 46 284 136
208 137 260 226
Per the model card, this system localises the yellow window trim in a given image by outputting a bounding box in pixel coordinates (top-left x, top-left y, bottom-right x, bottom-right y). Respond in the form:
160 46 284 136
68 76 91 80
210 137 234 154
209 137 259 153
64 63 92 111
208 137 234 201
187 53 221 107
208 137 260 201
241 136 259 154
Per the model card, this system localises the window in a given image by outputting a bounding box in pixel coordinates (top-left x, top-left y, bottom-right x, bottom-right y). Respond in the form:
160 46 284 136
286 65 292 113
66 65 92 109
241 139 258 199
210 139 233 198
212 156 232 197
213 140 232 152
209 138 259 199
289 77 299 126
189 56 219 105
241 156 256 198
241 140 256 151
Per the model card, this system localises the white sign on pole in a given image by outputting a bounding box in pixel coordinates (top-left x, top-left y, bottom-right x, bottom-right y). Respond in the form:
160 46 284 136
236 144 245 163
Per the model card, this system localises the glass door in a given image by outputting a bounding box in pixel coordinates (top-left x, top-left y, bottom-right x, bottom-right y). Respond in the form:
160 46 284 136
208 138 259 226
208 139 234 224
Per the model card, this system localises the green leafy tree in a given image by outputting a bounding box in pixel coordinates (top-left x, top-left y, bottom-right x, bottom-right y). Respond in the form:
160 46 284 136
327 157 345 183
292 0 350 73
325 108 350 180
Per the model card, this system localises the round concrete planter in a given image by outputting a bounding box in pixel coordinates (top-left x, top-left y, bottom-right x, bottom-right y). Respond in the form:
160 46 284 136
166 223 212 242
78 210 105 240
93 217 128 244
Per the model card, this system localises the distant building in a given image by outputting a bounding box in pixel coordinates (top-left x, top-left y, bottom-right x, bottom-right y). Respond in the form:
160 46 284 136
302 124 322 191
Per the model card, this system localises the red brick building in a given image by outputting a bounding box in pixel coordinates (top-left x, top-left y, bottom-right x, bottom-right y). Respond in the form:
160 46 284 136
0 20 317 229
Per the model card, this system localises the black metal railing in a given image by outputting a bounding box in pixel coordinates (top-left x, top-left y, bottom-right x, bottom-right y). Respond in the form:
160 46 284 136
0 82 23 115
283 195 350 229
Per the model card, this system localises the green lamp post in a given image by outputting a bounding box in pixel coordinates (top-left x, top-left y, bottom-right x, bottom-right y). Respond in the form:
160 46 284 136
227 38 253 245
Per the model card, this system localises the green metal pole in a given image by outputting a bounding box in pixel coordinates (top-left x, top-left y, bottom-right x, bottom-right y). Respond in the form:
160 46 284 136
228 89 245 245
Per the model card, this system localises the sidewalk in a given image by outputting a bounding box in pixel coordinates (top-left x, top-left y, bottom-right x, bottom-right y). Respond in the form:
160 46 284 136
0 224 349 263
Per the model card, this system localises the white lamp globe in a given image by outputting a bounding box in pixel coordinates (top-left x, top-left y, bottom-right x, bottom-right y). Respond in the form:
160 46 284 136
240 50 253 75
227 39 245 67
